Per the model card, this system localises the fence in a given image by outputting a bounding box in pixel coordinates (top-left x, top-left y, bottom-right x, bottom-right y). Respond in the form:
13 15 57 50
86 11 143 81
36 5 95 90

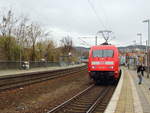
0 61 60 70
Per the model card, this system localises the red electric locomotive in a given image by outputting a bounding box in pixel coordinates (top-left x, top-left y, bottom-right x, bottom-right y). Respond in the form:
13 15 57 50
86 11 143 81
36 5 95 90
88 44 121 84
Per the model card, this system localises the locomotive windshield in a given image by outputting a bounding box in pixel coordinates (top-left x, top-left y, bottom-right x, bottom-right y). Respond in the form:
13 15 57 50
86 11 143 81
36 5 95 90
92 50 114 58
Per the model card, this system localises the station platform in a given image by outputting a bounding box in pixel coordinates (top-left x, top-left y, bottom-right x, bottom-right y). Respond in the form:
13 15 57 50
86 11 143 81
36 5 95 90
105 67 150 113
0 64 85 77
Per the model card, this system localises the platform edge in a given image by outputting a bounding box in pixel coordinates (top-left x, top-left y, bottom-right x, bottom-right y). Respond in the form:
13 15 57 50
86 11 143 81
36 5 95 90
104 68 124 113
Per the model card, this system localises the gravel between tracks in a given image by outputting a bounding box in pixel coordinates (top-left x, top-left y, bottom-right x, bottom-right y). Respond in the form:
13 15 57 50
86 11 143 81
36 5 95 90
0 70 90 113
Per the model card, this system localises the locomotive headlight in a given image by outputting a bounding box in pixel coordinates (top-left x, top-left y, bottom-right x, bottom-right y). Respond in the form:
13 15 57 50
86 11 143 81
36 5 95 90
108 66 114 69
91 66 96 69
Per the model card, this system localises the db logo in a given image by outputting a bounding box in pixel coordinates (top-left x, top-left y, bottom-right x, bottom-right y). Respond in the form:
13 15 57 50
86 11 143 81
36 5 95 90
99 61 105 64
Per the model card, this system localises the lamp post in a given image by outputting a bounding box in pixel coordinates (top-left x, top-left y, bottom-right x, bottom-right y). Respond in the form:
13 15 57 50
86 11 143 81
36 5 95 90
146 40 148 67
95 36 97 45
137 33 142 45
143 19 150 78
17 38 22 69
20 44 22 69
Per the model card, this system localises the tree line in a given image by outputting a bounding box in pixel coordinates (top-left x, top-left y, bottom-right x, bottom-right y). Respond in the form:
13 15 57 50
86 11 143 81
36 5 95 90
0 10 76 62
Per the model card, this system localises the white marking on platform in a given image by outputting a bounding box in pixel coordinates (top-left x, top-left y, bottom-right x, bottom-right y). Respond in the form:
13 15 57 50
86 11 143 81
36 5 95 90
104 68 124 113
129 71 143 113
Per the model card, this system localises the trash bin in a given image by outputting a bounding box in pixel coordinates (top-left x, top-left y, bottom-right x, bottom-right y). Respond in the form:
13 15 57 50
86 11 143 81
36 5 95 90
22 61 29 70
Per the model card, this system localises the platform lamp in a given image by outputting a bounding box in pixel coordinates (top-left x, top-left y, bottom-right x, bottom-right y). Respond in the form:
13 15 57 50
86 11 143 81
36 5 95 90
143 19 150 78
137 33 142 46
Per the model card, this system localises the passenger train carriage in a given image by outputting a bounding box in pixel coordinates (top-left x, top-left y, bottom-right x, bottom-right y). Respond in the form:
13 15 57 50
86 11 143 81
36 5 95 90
88 44 121 84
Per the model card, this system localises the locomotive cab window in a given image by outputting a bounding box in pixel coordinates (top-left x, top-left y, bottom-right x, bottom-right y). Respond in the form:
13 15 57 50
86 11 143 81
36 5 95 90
92 50 114 58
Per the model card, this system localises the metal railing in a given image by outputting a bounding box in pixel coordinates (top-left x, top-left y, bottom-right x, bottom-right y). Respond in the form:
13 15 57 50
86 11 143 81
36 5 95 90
0 61 61 70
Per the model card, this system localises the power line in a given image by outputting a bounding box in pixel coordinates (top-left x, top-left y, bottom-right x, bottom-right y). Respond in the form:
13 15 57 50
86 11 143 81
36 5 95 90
87 0 107 29
79 36 98 45
87 0 118 44
78 37 92 47
98 0 111 29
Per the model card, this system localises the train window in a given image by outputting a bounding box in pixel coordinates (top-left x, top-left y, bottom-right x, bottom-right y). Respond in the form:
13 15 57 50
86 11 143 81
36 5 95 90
92 50 114 58
103 50 114 57
92 50 103 57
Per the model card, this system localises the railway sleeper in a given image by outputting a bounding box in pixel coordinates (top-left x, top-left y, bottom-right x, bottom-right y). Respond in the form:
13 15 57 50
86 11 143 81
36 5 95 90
69 103 91 108
72 101 94 105
64 108 88 113
76 99 97 102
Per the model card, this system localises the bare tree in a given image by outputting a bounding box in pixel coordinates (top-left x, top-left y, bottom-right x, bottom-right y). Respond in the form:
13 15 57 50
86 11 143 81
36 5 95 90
12 17 29 61
14 17 29 45
0 10 19 60
26 23 44 61
44 40 55 61
0 10 18 36
60 36 73 55
36 41 45 60
35 39 59 61
0 9 55 61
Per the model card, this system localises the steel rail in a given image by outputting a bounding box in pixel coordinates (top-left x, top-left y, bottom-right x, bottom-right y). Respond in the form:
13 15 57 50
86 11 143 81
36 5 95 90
47 84 95 113
47 85 115 113
0 65 87 91
86 87 112 113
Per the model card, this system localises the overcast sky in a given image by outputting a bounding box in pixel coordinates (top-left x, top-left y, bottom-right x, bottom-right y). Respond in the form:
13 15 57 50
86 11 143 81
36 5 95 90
0 0 150 47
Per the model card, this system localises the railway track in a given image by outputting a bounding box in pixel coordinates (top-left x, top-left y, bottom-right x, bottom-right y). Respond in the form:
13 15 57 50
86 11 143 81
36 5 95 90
47 85 115 113
0 65 87 91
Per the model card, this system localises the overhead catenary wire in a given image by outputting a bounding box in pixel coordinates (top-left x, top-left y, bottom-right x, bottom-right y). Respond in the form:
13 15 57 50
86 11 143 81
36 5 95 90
87 0 117 44
87 0 107 29
78 37 92 47
98 0 111 29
